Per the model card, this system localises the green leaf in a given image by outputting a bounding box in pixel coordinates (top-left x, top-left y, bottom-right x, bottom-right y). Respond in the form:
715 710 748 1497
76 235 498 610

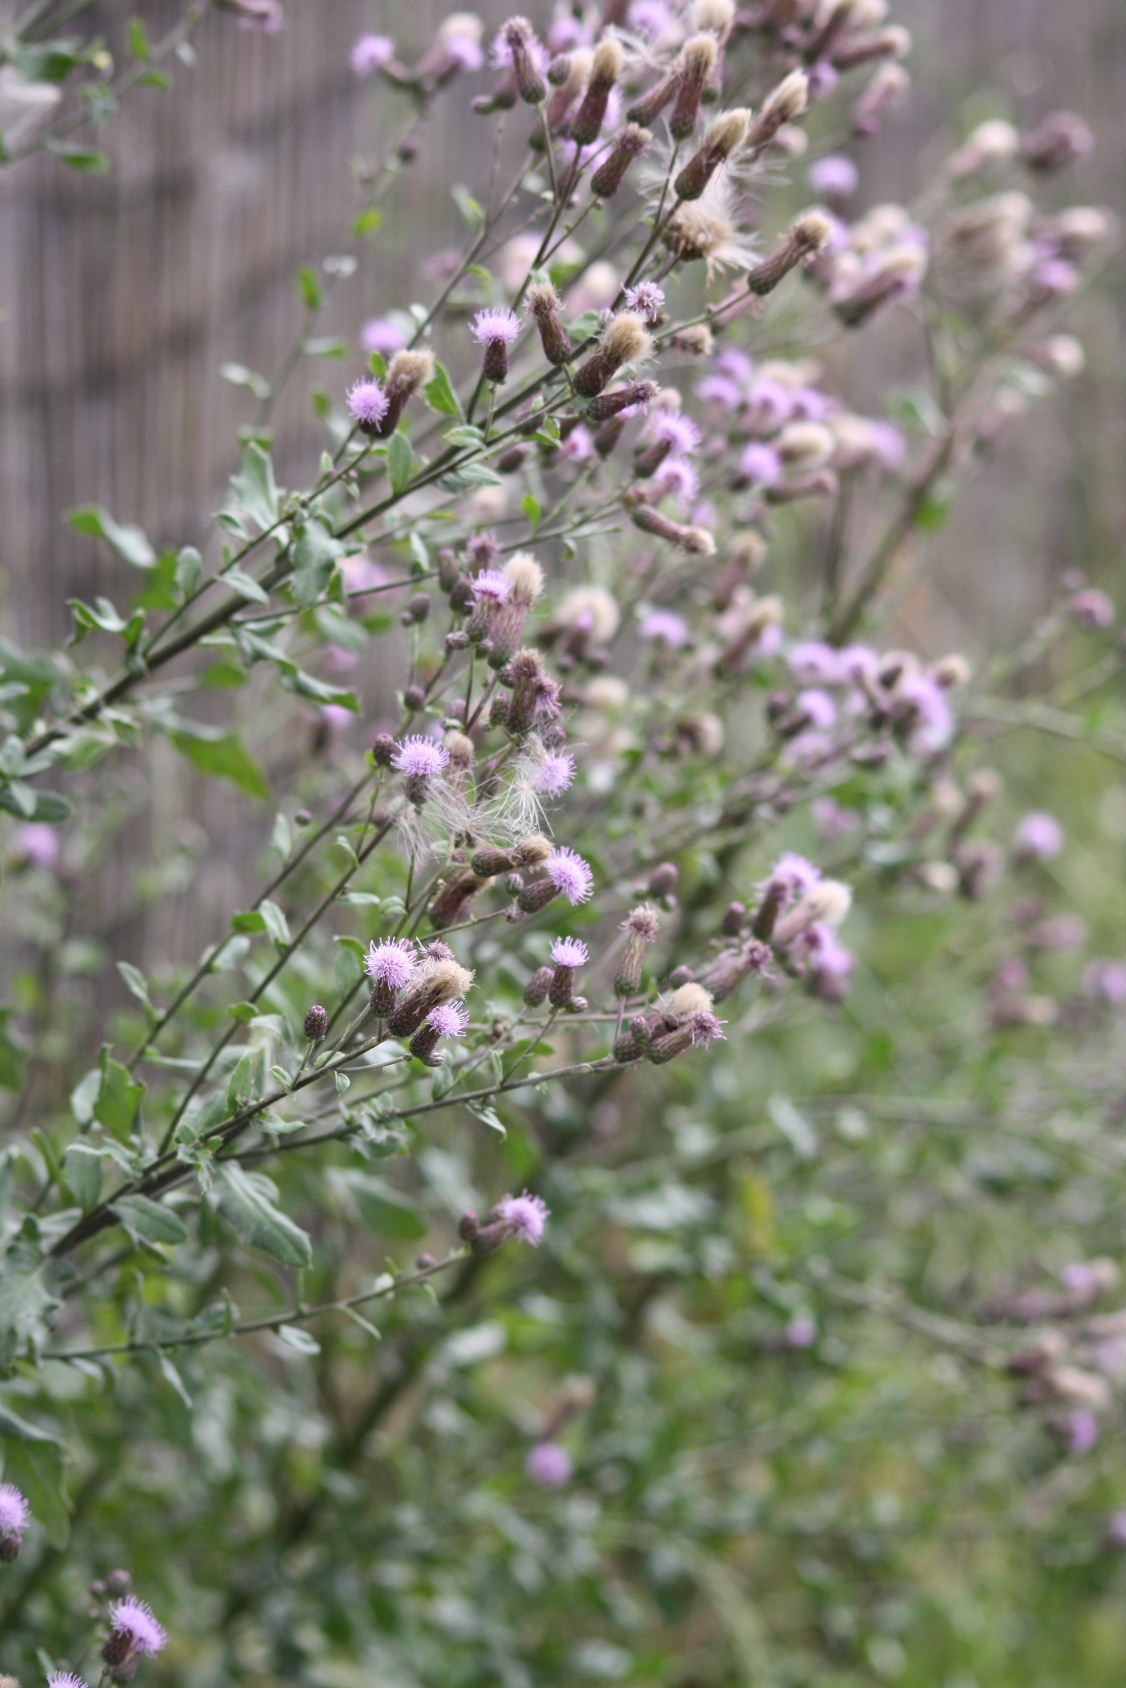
0 1243 57 1359
0 1400 62 1444
350 1175 427 1240
212 1164 313 1267
169 727 270 799
259 899 291 948
67 505 155 568
292 518 342 609
220 362 271 401
222 567 270 604
298 264 322 310
0 1008 26 1092
48 142 110 174
275 1323 320 1355
112 1194 188 1245
116 960 154 1013
94 1049 145 1141
128 17 152 57
227 441 280 532
353 207 384 239
65 1143 104 1210
230 910 267 934
387 431 414 496
424 362 463 420
522 493 541 530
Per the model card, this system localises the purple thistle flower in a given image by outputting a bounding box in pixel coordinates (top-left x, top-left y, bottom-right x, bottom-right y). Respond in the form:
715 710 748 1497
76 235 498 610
653 457 700 505
532 749 576 796
470 307 521 347
360 316 407 358
550 936 589 969
639 608 690 647
1014 811 1064 861
391 736 450 779
106 1596 167 1657
0 1482 30 1552
351 33 394 75
346 376 390 429
428 1001 469 1038
783 1314 818 1348
623 281 666 322
696 372 744 411
651 411 702 455
494 1189 549 1244
809 154 858 198
788 640 844 685
1066 1409 1100 1456
688 1009 726 1045
364 937 417 991
740 442 782 486
469 568 512 603
48 1675 90 1688
1084 959 1126 1005
898 673 954 755
546 846 594 904
489 22 549 73
796 688 838 730
838 643 881 686
526 1440 573 1485
761 852 822 903
1067 587 1115 629
17 820 60 868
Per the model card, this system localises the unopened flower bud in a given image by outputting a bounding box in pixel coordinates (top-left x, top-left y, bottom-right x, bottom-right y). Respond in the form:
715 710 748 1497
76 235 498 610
524 964 553 1006
372 732 397 764
669 35 718 139
303 1004 329 1041
746 209 832 294
674 108 750 199
569 37 623 145
585 379 659 422
648 861 679 901
527 280 573 365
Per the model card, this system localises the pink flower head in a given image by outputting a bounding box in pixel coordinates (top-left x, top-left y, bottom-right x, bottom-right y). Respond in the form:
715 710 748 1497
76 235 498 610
746 376 794 432
470 307 521 347
783 1314 818 1348
629 0 680 44
360 316 408 358
796 688 838 730
653 457 700 506
688 1009 727 1046
761 852 821 903
867 420 908 472
495 1189 549 1244
788 641 844 685
0 1482 30 1542
623 281 666 322
802 922 855 979
791 386 837 423
650 411 701 456
838 644 881 686
490 21 549 73
1066 1410 1100 1456
898 674 954 755
546 846 594 904
346 376 390 428
526 1440 573 1485
696 372 744 411
1014 811 1064 861
1067 587 1115 629
48 1674 90 1688
391 736 450 779
560 423 595 463
351 33 394 75
365 937 417 991
469 568 512 604
428 1002 469 1038
532 750 576 796
809 154 858 198
550 936 589 969
16 821 61 868
1083 959 1126 1005
639 609 690 647
740 442 782 486
107 1596 167 1657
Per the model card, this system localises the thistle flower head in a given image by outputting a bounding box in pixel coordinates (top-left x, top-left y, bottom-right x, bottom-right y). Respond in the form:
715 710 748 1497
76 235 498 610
526 1440 572 1484
602 312 651 367
1014 812 1064 861
0 1483 29 1548
391 736 450 779
361 316 407 357
428 1002 470 1038
469 568 512 603
550 936 589 968
687 1009 727 1045
470 307 521 346
556 584 620 643
365 937 417 991
106 1596 168 1657
438 11 484 69
504 552 544 605
651 411 702 455
346 377 390 428
48 1674 91 1688
546 846 594 904
810 154 859 198
639 608 690 646
762 852 822 902
494 1189 550 1244
386 348 434 394
530 748 576 796
624 904 661 941
663 981 716 1021
623 281 666 322
351 33 394 76
665 176 757 274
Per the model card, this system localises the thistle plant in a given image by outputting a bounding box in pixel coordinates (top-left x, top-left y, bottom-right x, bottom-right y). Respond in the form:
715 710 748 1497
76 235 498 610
0 2 1122 1681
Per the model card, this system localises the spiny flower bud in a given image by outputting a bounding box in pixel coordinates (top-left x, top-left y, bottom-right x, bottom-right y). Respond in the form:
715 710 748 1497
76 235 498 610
746 209 832 293
648 862 679 903
573 313 651 398
524 964 553 1006
669 35 718 140
303 1004 329 1041
585 379 659 421
387 957 475 1037
527 280 573 365
501 16 547 104
569 38 623 146
471 834 553 877
674 108 751 200
697 939 771 1000
372 732 397 765
590 124 652 198
614 903 661 996
429 871 485 929
376 348 434 436
749 70 808 151
647 1007 726 1062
